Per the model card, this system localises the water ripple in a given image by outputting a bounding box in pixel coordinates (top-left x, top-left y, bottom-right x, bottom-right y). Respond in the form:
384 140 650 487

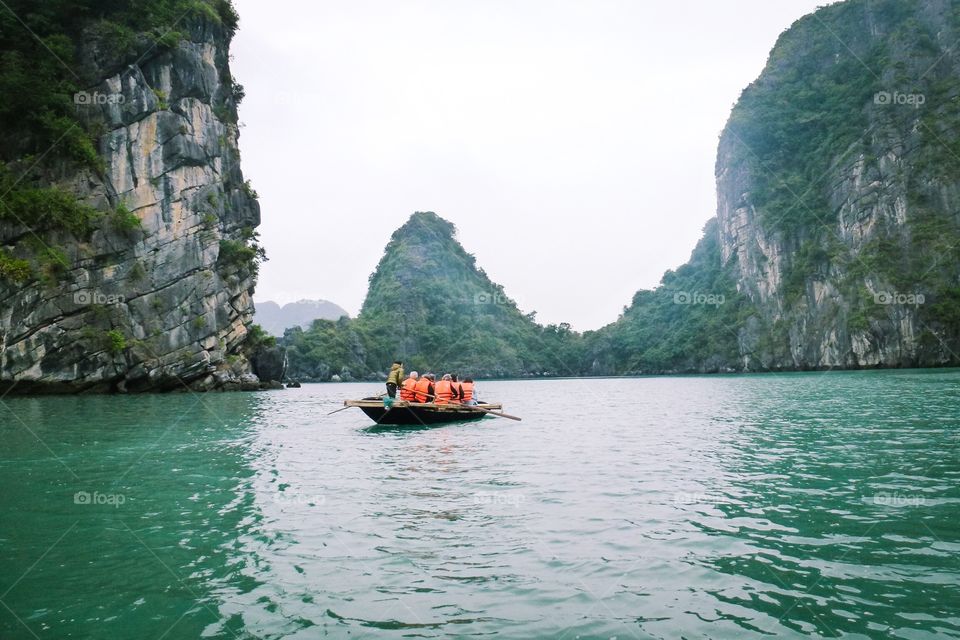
1 371 959 638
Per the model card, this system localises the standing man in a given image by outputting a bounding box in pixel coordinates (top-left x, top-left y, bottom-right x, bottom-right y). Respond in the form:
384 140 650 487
386 361 404 399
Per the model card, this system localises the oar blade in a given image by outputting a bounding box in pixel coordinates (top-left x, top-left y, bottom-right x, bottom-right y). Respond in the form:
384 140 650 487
484 410 522 421
470 404 522 421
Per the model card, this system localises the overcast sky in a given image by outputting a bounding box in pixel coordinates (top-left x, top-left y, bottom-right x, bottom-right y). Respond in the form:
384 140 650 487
232 0 835 331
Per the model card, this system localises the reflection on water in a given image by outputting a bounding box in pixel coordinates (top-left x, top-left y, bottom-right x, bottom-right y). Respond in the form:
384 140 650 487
1 371 959 638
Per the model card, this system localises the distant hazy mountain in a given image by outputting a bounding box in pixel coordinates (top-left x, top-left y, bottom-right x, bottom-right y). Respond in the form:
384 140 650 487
254 299 349 336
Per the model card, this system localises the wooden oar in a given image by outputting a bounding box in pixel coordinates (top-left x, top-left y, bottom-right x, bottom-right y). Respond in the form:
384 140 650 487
469 404 522 421
326 392 388 415
326 405 352 416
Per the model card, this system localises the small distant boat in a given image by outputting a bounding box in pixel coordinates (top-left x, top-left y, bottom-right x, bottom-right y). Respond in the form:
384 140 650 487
343 397 511 425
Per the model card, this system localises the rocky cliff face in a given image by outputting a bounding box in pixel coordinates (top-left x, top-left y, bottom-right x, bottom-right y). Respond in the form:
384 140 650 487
716 0 960 370
0 13 264 392
590 0 960 375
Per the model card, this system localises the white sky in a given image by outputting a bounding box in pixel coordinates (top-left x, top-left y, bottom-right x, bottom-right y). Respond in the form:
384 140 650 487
232 0 836 330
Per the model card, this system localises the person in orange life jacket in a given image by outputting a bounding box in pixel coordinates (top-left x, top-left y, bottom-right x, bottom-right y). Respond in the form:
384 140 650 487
434 374 461 405
400 371 419 401
461 377 477 405
413 373 435 403
385 361 404 399
450 374 464 403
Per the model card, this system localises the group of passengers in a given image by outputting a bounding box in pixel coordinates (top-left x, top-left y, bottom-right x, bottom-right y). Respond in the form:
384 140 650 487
385 362 477 405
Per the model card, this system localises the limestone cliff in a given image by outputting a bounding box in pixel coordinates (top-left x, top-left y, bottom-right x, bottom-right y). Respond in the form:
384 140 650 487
718 0 960 370
595 0 960 374
0 5 265 392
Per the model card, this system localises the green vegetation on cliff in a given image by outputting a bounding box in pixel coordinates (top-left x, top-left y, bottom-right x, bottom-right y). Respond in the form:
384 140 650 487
283 213 740 381
588 220 747 374
722 0 960 367
726 0 908 235
0 0 237 168
0 0 240 283
284 213 587 380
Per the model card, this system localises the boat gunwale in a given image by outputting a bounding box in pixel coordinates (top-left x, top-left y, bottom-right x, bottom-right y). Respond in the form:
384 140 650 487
344 399 503 412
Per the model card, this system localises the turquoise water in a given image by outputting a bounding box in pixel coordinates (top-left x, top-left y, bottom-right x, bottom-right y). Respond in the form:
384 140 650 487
1 371 959 639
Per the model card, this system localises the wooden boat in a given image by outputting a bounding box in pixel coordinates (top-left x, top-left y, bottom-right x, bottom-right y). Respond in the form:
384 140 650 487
343 397 505 425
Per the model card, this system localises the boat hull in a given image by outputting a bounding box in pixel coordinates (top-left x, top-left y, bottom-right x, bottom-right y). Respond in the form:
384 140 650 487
346 399 502 426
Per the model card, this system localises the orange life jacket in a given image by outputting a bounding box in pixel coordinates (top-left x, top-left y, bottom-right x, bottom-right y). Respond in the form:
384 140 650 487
434 380 457 404
414 378 432 403
461 382 474 402
400 378 417 401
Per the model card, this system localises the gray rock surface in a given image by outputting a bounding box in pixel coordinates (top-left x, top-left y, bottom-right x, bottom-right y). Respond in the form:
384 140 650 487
712 0 959 371
251 345 288 384
0 18 262 393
